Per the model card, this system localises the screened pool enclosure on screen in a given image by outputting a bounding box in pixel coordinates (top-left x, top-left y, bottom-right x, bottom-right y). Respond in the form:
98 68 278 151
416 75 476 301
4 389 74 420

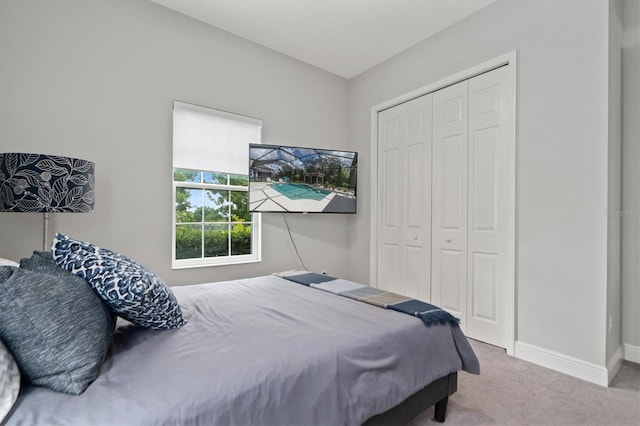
248 144 357 214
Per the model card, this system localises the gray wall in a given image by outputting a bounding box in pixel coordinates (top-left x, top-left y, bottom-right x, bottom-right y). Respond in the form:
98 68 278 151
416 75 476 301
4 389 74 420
0 0 352 285
622 0 640 355
347 0 612 366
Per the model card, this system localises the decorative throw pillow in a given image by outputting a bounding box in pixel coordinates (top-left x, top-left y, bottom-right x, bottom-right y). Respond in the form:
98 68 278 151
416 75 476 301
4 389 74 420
0 265 114 395
0 340 20 423
52 233 186 329
19 250 116 326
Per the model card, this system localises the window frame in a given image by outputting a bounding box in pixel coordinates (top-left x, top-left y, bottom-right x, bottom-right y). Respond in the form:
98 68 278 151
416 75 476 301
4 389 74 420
171 101 262 269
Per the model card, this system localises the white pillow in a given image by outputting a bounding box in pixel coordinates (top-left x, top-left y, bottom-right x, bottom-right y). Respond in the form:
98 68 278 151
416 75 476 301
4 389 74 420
0 258 19 267
0 340 20 422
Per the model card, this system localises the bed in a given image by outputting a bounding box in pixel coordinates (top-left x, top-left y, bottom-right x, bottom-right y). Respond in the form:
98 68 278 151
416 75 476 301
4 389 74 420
1 235 479 425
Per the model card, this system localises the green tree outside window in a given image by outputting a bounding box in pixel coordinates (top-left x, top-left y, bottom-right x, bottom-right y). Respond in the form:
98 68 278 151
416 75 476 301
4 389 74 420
174 168 253 261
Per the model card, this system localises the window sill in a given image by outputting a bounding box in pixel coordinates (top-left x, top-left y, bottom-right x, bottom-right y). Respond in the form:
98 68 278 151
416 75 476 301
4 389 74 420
172 255 261 269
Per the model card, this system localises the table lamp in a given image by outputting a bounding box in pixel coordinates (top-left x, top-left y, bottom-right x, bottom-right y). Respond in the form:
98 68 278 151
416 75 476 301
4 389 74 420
0 153 95 251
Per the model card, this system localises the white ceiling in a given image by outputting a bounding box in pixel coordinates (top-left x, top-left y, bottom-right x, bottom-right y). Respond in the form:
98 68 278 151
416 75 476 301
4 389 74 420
150 0 495 79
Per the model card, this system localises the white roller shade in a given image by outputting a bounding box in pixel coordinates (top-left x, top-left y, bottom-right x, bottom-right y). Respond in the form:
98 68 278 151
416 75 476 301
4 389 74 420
173 101 262 176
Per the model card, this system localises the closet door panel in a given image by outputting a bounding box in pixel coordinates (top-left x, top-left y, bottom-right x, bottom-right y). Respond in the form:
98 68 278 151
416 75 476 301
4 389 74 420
402 96 432 301
406 143 424 229
378 108 403 295
440 249 465 313
471 127 498 231
382 149 400 231
442 134 465 232
381 243 400 294
403 142 427 299
405 245 425 300
471 252 498 320
431 80 468 327
467 66 512 348
377 95 432 300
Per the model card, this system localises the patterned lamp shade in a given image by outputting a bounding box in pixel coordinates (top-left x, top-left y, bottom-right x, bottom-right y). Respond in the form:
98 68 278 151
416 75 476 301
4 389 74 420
0 153 95 213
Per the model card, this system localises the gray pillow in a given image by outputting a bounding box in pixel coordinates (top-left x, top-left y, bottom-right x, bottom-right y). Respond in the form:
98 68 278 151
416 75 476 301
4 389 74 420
0 259 115 395
0 339 20 423
19 250 116 326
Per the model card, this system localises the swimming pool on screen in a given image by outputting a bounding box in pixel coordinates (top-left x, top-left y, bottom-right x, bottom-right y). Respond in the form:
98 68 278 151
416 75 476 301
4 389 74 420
270 183 331 201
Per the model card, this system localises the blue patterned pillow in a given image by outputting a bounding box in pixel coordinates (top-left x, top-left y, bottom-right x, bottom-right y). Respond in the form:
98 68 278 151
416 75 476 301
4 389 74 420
52 233 186 330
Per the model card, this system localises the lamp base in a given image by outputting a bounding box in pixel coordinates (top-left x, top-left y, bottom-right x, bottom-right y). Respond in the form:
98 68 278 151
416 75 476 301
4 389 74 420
43 212 49 251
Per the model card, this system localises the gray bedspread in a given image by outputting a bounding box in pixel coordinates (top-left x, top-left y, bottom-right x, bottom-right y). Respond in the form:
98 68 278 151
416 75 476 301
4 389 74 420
7 275 479 426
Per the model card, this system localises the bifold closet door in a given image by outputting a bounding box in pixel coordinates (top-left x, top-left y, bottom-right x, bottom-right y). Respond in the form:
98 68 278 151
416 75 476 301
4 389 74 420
431 66 512 347
377 95 432 301
431 80 469 328
465 66 512 348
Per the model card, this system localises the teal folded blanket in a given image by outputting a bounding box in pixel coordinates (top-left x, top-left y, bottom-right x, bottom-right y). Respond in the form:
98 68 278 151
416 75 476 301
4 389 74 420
388 300 459 327
282 273 336 286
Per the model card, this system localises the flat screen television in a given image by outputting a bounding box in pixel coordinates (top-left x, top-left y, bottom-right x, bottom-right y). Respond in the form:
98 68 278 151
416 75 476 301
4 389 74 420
248 144 357 214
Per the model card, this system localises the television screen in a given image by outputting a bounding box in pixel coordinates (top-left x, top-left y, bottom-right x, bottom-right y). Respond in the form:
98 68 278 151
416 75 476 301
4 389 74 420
249 144 357 214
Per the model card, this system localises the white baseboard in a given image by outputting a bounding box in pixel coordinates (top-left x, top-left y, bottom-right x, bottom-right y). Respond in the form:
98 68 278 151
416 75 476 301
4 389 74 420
514 341 608 387
624 343 640 364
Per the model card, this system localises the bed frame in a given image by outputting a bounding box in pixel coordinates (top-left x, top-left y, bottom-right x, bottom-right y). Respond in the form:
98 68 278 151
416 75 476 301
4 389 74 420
363 372 457 424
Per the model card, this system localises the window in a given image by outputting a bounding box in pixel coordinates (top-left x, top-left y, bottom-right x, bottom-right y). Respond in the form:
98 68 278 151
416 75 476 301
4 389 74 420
172 101 261 268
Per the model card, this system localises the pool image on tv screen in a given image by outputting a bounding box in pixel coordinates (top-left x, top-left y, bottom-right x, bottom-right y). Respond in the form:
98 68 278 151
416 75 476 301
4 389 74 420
248 144 357 213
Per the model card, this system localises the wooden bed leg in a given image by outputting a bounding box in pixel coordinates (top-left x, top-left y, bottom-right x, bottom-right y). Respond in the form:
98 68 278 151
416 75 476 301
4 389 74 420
433 397 449 423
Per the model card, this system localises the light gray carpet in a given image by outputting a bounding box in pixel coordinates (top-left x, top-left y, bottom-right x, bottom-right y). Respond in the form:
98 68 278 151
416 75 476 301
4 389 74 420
409 339 640 426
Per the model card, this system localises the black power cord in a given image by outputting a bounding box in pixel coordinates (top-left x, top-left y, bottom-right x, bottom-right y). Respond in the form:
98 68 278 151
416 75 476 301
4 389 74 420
282 213 308 271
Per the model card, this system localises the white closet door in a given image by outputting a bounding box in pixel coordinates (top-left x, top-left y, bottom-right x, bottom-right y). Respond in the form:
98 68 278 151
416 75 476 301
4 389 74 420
378 105 402 294
466 66 512 348
431 80 469 329
377 95 432 300
376 64 515 350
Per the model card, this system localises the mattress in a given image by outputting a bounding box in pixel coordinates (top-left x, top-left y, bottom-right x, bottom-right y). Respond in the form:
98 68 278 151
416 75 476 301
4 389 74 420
6 275 478 426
